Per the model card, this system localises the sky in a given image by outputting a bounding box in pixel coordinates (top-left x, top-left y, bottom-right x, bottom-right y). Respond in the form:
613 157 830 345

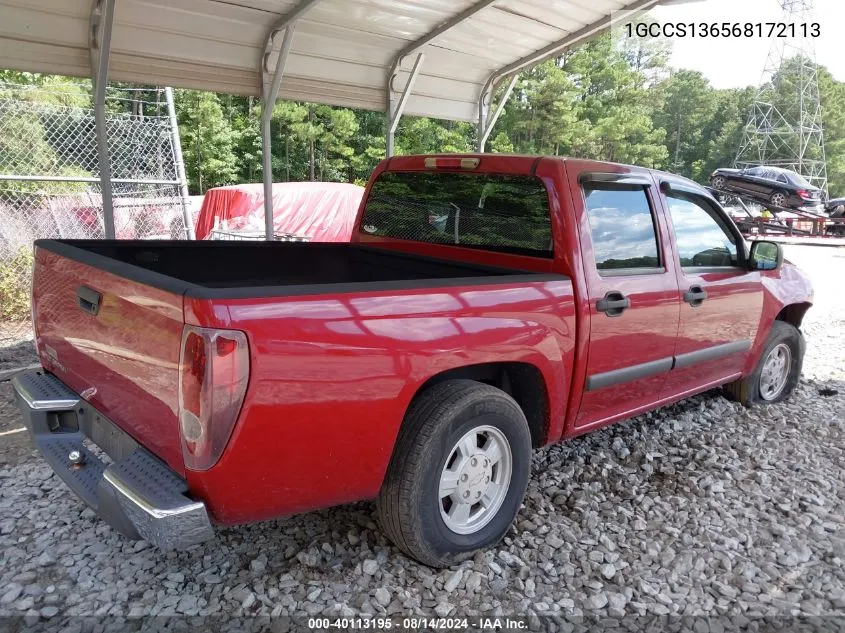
639 0 845 89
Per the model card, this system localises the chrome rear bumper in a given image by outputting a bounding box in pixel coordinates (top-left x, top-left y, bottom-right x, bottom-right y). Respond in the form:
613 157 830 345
12 370 213 549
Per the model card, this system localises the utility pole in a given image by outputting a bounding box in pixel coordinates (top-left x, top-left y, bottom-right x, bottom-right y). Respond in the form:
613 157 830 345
735 0 827 195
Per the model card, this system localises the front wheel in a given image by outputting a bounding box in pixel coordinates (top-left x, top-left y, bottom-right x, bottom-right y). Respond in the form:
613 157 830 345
724 321 804 406
711 175 727 190
377 380 532 567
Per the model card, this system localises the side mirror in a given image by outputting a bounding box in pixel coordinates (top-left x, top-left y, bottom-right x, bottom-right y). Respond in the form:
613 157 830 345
749 240 783 271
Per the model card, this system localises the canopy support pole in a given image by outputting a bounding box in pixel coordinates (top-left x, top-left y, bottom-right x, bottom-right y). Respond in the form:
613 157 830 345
477 74 517 152
261 25 296 241
386 53 424 158
164 87 195 239
90 0 116 239
385 0 498 158
260 0 321 241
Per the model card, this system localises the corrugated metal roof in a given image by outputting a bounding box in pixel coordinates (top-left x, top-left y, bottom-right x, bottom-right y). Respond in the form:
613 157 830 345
0 0 660 121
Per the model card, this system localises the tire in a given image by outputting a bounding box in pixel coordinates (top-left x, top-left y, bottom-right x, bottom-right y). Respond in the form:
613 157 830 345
770 190 788 208
830 206 845 235
377 379 532 567
724 321 804 406
711 175 727 190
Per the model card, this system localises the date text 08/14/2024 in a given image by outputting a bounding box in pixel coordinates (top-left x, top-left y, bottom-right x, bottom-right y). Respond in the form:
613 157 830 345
307 617 527 630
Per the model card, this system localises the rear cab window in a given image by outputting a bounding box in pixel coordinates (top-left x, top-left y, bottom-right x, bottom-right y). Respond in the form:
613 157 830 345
359 172 553 258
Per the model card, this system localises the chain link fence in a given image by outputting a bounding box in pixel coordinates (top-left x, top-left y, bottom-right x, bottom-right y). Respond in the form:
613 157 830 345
0 82 190 321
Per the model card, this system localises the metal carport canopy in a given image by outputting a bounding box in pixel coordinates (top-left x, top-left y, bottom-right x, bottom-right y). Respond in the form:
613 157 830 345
0 0 664 239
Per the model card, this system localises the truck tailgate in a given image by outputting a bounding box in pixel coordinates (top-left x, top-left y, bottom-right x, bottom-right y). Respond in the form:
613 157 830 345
33 246 186 475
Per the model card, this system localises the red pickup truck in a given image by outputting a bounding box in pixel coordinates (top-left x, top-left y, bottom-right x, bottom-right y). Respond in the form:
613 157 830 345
13 154 813 567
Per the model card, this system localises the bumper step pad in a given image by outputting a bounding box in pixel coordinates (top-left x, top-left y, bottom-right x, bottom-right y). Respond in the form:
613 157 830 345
12 370 214 549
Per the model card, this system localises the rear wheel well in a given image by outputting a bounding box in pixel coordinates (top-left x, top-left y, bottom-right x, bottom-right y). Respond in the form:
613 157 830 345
776 302 811 330
414 362 549 448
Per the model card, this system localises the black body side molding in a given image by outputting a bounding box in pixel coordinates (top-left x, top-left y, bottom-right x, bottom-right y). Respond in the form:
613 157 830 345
585 339 753 392
585 357 674 392
673 340 752 369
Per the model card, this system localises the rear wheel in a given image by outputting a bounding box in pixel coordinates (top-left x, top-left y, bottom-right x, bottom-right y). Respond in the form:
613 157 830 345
770 190 788 208
724 321 804 406
377 380 531 567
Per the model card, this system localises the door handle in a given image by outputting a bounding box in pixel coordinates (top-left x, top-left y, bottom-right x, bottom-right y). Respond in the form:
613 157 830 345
77 286 101 316
596 291 630 317
684 285 708 307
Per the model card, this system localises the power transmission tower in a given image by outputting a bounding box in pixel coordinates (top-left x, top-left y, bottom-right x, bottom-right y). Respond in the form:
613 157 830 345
735 0 827 195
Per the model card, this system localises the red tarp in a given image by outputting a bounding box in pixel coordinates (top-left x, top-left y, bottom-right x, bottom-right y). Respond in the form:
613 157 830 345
194 182 365 241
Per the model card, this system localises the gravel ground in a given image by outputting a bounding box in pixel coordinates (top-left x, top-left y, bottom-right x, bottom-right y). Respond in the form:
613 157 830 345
0 245 843 629
0 321 37 374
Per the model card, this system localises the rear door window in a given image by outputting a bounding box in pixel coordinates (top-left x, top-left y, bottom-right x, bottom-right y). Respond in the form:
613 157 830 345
582 184 662 273
359 172 553 257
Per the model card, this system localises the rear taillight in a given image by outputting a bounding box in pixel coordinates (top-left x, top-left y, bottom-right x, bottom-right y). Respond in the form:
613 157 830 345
797 189 814 200
178 325 249 471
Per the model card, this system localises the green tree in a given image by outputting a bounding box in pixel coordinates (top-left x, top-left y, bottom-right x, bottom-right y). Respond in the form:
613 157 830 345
174 89 239 193
489 131 514 153
500 60 583 155
618 19 672 83
563 36 667 166
651 70 717 176
694 86 755 182
349 110 388 183
0 75 92 195
396 116 473 155
270 101 309 181
315 105 359 181
0 71 91 108
212 94 263 183
817 66 845 196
